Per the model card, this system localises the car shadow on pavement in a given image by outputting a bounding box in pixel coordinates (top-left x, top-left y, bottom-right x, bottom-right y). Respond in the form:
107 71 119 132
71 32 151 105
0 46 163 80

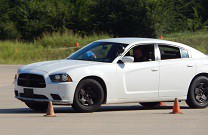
0 108 46 114
98 105 190 112
0 105 190 114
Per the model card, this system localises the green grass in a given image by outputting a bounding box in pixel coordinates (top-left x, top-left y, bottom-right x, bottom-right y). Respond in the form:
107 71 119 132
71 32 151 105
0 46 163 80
0 32 110 64
35 31 110 48
0 41 79 64
0 30 208 64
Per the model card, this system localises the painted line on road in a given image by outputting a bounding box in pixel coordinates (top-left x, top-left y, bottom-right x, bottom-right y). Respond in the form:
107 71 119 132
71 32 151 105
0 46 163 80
0 84 12 88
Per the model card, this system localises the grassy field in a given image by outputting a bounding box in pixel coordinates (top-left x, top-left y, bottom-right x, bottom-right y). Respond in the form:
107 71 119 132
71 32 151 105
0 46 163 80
0 32 110 64
164 30 208 53
0 41 78 64
0 30 207 64
34 31 110 48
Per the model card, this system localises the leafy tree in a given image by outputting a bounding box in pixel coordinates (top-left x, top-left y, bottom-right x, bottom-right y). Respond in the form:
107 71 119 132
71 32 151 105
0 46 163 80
0 0 20 39
90 0 155 37
0 0 73 40
69 0 95 35
0 0 207 41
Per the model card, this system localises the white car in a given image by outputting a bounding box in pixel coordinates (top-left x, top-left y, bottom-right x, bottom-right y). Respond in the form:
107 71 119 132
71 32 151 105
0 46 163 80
14 38 208 112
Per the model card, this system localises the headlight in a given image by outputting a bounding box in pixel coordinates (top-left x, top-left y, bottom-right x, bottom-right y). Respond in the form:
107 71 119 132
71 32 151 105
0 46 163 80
50 73 72 82
18 69 21 75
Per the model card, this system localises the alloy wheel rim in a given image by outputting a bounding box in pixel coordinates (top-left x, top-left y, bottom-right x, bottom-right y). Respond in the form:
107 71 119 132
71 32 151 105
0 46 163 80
194 83 208 104
78 85 98 106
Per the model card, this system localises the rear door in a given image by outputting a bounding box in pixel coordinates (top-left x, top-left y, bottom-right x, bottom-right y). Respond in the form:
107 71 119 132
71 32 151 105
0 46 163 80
158 44 196 99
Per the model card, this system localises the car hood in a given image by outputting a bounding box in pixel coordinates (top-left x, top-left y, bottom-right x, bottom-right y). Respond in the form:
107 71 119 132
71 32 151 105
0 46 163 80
19 60 101 74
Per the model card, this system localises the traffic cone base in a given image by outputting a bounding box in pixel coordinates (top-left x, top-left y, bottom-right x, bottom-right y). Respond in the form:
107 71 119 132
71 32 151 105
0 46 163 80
44 114 57 117
44 101 57 117
169 111 183 114
169 98 183 114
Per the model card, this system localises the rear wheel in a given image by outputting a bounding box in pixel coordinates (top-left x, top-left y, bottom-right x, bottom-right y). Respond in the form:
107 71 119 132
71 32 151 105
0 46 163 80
25 101 48 111
72 79 104 113
139 102 160 107
186 76 208 108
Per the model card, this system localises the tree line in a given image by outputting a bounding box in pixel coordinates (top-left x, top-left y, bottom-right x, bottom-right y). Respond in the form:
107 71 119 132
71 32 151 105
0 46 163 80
0 0 207 41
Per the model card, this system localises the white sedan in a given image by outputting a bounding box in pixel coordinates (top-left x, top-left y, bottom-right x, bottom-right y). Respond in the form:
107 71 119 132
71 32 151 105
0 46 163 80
14 38 208 112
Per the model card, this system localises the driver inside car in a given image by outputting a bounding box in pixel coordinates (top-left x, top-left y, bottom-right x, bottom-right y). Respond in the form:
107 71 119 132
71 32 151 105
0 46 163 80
133 47 147 62
82 51 96 60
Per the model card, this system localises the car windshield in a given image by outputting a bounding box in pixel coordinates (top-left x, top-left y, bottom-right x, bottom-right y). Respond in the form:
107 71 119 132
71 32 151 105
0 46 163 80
67 42 128 62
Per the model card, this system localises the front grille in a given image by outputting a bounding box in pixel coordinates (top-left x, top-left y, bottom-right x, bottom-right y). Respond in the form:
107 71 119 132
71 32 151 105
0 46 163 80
19 93 48 99
18 73 46 88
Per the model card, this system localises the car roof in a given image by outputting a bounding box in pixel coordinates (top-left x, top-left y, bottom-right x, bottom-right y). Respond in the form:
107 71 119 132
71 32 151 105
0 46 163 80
96 38 206 58
97 37 186 46
97 38 163 44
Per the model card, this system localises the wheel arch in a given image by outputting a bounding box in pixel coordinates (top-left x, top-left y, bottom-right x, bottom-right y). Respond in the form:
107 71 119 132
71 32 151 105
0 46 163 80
188 73 208 92
186 72 208 108
79 76 107 104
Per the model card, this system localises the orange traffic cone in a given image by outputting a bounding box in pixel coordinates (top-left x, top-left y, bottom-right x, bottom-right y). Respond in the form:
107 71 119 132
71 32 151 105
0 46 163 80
160 35 164 39
157 102 166 106
14 74 17 79
44 101 57 117
75 42 79 47
169 98 183 114
13 74 17 84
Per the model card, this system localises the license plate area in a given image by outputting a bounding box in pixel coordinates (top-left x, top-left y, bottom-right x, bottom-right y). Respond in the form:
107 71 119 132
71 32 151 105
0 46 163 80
24 88 34 97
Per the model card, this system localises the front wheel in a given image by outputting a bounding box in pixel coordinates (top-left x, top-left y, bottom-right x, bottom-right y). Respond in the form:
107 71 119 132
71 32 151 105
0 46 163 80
72 79 104 113
186 76 208 108
25 101 48 111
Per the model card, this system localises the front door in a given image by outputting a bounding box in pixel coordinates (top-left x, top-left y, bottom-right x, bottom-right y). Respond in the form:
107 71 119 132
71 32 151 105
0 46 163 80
116 44 159 100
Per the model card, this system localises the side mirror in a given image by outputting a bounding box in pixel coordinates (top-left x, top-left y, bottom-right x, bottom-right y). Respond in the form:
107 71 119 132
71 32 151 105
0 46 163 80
121 56 134 63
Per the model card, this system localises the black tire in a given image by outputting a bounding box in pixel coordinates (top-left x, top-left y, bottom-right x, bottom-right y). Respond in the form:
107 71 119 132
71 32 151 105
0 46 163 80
72 79 104 113
140 102 160 107
25 101 48 111
186 76 208 108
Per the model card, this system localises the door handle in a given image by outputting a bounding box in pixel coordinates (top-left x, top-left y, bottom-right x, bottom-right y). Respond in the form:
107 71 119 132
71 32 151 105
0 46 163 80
187 64 194 67
151 68 158 72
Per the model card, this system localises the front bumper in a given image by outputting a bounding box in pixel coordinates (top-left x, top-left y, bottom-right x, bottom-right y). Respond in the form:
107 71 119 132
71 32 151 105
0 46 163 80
14 75 76 105
15 96 71 105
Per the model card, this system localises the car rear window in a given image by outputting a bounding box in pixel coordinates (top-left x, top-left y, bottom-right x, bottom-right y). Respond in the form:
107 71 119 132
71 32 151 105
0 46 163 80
159 45 181 60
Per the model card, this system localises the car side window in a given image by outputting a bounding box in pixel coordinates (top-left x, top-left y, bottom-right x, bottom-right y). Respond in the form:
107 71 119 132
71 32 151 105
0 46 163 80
181 48 189 58
125 45 155 62
159 45 181 60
